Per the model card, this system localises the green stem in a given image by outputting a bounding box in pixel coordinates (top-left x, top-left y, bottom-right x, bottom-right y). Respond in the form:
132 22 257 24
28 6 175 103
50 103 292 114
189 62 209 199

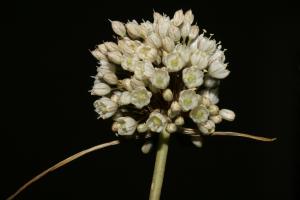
149 130 170 200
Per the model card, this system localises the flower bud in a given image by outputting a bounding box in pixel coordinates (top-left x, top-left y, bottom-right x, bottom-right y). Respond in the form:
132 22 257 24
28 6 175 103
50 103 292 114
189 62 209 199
111 91 122 103
91 49 107 61
189 25 199 41
147 33 162 48
201 89 219 105
103 72 118 85
90 82 111 96
163 89 173 102
119 91 131 105
184 10 194 24
107 51 122 64
191 136 202 148
208 104 219 115
174 116 184 126
181 22 191 40
158 17 171 37
166 123 177 133
141 141 153 154
204 77 219 88
120 78 133 91
112 122 120 132
111 20 126 37
97 44 107 54
162 37 175 52
219 109 235 121
137 123 148 133
104 42 119 52
168 25 181 42
209 115 222 124
199 96 211 107
172 9 184 26
171 101 181 113
131 77 145 89
125 21 142 39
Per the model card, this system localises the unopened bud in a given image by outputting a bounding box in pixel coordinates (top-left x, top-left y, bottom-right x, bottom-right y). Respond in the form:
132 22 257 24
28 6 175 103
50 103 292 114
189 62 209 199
91 82 111 96
209 115 222 124
112 122 120 132
103 72 118 85
168 25 181 42
174 116 184 126
172 9 184 26
91 49 107 61
208 104 219 115
184 10 194 24
219 109 235 121
125 21 141 39
104 42 119 52
171 101 181 113
137 123 148 133
163 89 173 102
97 44 107 54
166 123 177 133
111 20 126 37
107 51 122 64
181 22 191 40
162 37 175 52
191 136 203 148
141 141 153 154
189 25 199 41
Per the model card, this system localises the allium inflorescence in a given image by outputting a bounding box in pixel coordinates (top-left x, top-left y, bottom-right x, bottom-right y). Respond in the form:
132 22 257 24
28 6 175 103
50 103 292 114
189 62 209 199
90 9 235 149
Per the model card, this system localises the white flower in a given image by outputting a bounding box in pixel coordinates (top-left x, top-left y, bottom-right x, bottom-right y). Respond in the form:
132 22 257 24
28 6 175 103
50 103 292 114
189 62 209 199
174 44 191 63
150 68 170 89
208 60 230 79
198 35 217 54
179 89 199 111
219 109 235 121
134 61 155 80
190 50 209 69
121 56 139 72
201 89 219 104
119 91 131 105
130 87 152 108
94 97 118 119
111 20 126 37
197 120 215 135
209 48 225 64
182 66 204 88
116 117 137 135
164 52 185 72
146 111 167 133
189 105 209 123
91 82 111 96
137 44 158 62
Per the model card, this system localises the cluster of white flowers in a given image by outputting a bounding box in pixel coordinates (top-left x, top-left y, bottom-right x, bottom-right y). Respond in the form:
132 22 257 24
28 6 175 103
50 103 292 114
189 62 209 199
90 9 235 149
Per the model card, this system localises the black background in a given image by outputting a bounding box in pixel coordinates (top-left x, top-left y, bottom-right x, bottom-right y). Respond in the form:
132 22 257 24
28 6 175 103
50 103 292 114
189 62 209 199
2 1 299 199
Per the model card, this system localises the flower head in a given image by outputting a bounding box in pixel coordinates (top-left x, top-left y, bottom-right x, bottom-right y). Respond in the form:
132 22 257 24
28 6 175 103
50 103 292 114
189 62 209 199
90 9 236 146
